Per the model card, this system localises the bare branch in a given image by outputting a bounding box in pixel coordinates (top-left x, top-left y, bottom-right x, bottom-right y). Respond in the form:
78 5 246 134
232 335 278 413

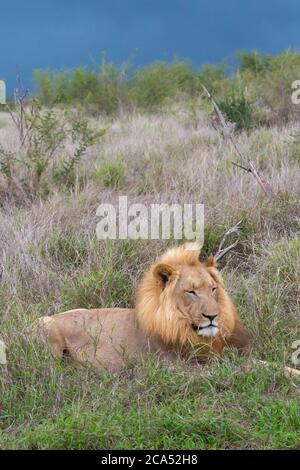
231 161 251 173
214 220 243 261
200 83 273 198
6 76 30 146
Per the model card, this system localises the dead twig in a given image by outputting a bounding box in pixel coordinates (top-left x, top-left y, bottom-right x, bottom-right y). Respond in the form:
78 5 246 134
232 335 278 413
214 220 243 261
201 83 273 198
6 76 30 144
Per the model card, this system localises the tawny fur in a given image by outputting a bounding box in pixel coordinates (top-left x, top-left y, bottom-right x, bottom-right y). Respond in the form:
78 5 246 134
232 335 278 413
37 243 251 371
135 243 250 357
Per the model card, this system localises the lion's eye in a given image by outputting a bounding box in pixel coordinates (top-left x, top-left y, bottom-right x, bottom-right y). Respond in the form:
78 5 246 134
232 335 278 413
212 286 217 294
187 290 197 295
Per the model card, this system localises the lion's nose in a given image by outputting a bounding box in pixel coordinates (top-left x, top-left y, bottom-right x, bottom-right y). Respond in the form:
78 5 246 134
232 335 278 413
203 314 218 321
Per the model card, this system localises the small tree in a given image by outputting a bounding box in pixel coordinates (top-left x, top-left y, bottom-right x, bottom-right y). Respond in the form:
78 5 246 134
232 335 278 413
0 78 106 201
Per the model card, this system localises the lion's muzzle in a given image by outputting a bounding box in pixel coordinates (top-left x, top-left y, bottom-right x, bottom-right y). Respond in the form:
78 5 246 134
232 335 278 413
192 314 219 337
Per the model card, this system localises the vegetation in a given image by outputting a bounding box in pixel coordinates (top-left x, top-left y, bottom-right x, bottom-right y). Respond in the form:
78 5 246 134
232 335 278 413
218 93 255 132
0 50 300 449
0 97 106 201
31 50 300 127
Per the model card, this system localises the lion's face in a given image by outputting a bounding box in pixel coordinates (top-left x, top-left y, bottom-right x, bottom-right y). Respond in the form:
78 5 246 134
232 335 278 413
152 260 224 343
172 265 220 338
135 244 237 351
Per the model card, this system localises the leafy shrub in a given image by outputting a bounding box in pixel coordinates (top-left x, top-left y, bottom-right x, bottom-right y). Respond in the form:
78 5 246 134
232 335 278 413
33 69 70 106
199 63 231 97
68 67 99 104
218 93 255 131
0 95 105 199
236 50 275 75
52 116 106 188
34 54 131 115
131 60 198 109
34 59 198 113
237 50 300 125
96 54 132 114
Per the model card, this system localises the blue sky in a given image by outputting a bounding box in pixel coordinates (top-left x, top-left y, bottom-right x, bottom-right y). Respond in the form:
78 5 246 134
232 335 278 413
1 0 300 92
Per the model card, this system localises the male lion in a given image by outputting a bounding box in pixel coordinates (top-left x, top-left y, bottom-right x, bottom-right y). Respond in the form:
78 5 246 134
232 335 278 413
37 243 251 371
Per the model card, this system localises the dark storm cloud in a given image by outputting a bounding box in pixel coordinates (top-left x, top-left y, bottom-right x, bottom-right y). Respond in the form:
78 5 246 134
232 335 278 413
1 0 300 92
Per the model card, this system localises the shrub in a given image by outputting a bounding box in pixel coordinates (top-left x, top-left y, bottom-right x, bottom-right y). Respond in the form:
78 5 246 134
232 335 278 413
68 67 99 104
34 55 131 115
0 95 105 199
236 50 275 76
199 63 231 97
131 60 198 109
96 54 132 114
237 50 300 125
218 93 255 131
33 69 70 106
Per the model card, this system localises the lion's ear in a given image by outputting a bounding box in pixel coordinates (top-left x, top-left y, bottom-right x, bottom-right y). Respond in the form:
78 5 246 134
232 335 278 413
203 255 217 268
207 266 224 287
153 263 177 288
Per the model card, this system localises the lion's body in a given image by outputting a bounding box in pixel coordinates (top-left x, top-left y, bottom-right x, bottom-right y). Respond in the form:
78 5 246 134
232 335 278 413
38 308 173 371
37 244 251 371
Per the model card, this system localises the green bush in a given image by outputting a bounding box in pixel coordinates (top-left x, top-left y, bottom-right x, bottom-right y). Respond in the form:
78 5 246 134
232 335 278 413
34 55 131 115
68 67 99 104
131 60 198 109
218 93 255 131
33 70 70 105
34 59 198 113
236 50 275 75
237 50 300 125
199 63 231 97
0 99 105 199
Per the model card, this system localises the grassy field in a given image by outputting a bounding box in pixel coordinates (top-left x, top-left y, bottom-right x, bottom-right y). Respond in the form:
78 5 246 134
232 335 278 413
0 99 300 449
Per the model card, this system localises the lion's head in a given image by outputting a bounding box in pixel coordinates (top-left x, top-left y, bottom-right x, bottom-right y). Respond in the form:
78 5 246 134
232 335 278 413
136 243 248 357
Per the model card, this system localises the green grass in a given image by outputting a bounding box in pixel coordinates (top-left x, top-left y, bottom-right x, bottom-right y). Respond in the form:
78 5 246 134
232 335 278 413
41 231 89 268
1 351 299 450
1 231 300 450
95 155 127 189
1 231 299 450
